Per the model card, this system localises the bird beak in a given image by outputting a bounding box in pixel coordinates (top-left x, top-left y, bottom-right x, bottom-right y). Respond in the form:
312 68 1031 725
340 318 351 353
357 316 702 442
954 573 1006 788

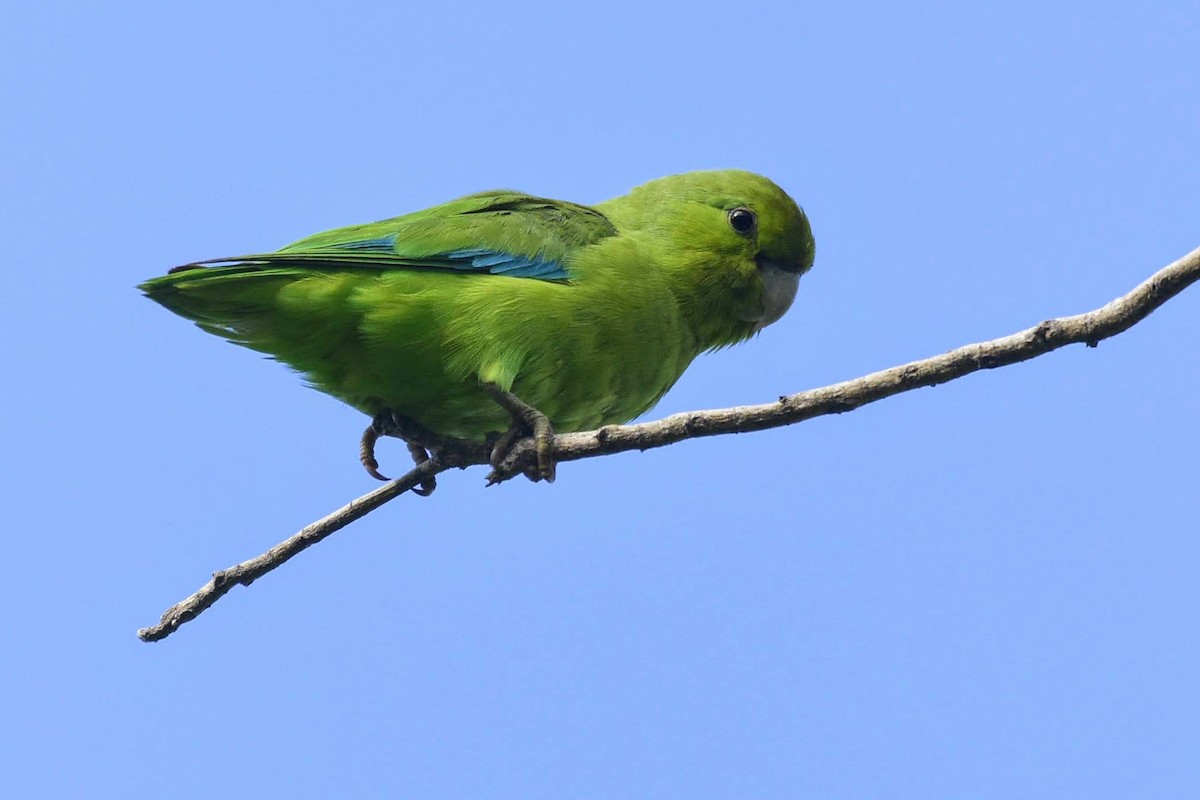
748 256 801 328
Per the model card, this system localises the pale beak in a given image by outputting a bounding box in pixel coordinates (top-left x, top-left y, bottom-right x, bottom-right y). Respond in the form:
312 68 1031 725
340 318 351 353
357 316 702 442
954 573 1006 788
749 256 800 329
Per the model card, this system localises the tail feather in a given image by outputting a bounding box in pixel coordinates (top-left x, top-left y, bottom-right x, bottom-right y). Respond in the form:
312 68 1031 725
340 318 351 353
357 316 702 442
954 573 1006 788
139 259 435 416
140 265 302 344
139 262 366 363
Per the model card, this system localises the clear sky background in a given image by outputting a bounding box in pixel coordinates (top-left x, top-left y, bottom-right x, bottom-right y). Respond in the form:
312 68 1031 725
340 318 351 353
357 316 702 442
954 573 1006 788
3 3 1197 798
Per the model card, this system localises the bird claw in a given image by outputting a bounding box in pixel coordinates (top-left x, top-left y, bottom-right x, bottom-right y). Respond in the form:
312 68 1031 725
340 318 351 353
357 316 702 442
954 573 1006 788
362 388 557 490
359 414 437 496
406 441 438 497
486 448 551 485
359 422 391 482
482 395 557 486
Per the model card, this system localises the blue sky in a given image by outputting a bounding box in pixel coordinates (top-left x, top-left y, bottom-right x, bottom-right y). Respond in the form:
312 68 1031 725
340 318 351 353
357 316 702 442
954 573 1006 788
3 3 1198 797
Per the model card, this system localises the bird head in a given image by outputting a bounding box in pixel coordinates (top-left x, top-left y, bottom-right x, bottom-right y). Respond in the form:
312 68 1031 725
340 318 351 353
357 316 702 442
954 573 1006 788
602 169 815 350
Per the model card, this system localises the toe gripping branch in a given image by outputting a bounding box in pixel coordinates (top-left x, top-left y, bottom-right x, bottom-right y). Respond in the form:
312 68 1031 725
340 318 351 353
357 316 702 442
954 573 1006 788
359 413 438 496
357 385 557 493
480 382 557 485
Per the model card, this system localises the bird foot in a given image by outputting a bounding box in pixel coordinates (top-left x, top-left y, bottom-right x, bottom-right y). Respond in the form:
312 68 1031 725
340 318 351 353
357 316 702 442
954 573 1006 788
405 441 437 497
359 413 438 496
480 383 557 485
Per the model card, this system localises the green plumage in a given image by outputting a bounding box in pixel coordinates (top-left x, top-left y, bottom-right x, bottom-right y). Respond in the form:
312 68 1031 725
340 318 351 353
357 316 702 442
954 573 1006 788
140 170 814 442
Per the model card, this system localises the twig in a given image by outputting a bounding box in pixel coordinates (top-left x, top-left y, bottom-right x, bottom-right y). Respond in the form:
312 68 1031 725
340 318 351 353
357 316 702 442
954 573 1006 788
138 461 439 641
139 244 1200 642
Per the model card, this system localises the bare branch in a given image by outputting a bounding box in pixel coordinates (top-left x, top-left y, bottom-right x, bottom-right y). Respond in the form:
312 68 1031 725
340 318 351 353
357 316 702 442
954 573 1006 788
139 244 1200 642
138 461 439 641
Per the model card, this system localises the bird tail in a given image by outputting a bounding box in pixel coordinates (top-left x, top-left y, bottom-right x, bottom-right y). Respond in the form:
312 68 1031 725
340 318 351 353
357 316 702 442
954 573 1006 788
140 263 289 341
138 259 367 363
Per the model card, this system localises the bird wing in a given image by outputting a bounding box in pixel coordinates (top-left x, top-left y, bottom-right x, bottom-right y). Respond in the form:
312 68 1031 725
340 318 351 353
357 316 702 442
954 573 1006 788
157 191 618 284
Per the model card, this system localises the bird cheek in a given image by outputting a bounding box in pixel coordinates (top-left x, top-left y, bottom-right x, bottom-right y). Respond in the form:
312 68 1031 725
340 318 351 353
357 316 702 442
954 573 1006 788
735 298 765 323
733 274 768 323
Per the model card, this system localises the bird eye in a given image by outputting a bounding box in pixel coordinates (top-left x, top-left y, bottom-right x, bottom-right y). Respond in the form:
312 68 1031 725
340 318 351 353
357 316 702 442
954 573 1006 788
727 207 757 235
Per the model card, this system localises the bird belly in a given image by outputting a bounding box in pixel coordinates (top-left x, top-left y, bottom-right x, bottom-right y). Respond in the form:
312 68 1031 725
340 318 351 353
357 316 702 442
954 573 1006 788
340 273 691 439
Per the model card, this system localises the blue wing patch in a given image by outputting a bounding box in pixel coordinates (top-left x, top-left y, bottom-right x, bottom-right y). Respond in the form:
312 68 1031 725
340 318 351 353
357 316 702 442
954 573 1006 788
442 248 569 280
329 237 569 280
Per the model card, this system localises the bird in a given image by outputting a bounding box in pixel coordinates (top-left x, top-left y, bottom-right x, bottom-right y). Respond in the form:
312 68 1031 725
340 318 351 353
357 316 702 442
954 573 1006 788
140 170 815 492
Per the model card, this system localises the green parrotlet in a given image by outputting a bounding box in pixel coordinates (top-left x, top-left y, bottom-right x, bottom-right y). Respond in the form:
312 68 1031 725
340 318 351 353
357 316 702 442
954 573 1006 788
140 170 815 490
